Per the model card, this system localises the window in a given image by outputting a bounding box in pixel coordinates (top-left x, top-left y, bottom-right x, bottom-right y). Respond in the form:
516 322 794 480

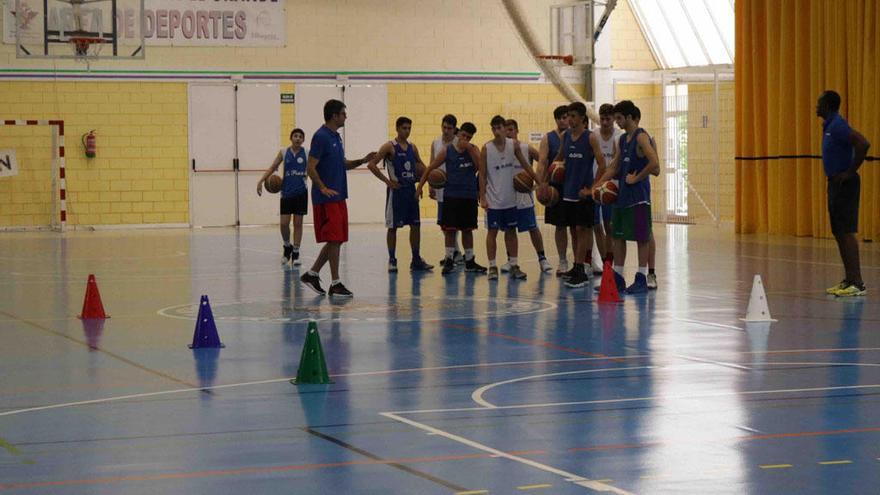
629 0 734 68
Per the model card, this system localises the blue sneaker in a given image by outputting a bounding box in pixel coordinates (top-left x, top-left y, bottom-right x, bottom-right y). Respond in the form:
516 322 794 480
626 273 648 294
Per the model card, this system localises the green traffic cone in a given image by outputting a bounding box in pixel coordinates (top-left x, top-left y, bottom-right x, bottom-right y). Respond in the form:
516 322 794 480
291 321 334 385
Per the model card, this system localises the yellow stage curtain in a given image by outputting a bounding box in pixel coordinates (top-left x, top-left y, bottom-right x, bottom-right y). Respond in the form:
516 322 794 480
736 0 880 239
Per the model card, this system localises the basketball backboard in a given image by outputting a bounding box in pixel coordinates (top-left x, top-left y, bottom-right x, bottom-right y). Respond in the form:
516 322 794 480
550 1 594 66
12 0 145 59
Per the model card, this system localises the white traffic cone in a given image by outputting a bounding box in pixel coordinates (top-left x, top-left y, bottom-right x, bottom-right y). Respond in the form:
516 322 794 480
741 274 777 322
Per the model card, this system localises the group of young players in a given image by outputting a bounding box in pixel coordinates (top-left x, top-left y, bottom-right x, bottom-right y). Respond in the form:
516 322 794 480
258 98 660 298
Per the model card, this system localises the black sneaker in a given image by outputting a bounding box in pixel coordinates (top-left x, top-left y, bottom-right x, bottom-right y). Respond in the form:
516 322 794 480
441 257 456 275
564 271 590 288
291 250 301 267
454 250 465 265
283 245 293 264
410 258 434 271
328 282 354 298
465 258 487 274
561 266 579 281
300 272 326 295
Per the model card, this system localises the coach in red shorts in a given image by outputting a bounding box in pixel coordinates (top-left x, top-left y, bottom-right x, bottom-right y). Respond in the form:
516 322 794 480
300 99 375 298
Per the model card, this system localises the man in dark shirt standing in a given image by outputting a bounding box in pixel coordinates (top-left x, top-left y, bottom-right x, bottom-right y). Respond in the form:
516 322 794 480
817 90 871 297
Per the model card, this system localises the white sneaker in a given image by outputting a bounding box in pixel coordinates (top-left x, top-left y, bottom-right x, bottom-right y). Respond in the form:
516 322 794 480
556 259 570 277
540 258 553 273
647 273 658 290
488 266 499 280
500 261 512 273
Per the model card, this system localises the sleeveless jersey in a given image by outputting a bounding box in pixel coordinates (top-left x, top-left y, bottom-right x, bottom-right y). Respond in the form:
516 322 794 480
514 141 534 208
282 147 308 198
561 130 594 202
616 128 652 207
593 129 621 179
432 137 455 202
444 144 478 199
484 138 518 210
384 140 417 189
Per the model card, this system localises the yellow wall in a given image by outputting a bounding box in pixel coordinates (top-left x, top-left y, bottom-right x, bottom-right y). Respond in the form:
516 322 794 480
0 125 54 227
0 81 189 226
611 0 660 70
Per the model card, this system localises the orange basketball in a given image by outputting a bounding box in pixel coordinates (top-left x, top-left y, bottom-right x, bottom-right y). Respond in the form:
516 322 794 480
513 171 533 193
548 161 565 185
428 169 447 189
593 179 619 205
536 183 560 207
265 174 282 194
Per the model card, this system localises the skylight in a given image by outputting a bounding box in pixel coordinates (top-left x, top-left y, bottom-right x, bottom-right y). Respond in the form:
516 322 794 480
628 0 735 68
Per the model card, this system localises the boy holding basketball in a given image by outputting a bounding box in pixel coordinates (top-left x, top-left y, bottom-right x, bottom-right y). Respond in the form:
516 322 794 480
550 102 606 289
431 114 464 265
538 105 575 276
367 116 433 272
257 128 308 267
417 123 488 275
479 115 538 281
300 99 376 298
595 100 660 294
592 104 622 270
504 119 552 273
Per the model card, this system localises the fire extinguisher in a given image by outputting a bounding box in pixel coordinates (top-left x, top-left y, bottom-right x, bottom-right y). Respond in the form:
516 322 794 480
82 130 96 158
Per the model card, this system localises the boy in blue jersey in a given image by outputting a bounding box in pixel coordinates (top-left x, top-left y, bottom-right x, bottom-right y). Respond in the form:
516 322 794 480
550 102 607 288
431 114 464 265
417 123 488 275
817 90 871 297
538 105 576 276
595 100 660 294
257 128 308 267
300 99 376 298
367 116 433 272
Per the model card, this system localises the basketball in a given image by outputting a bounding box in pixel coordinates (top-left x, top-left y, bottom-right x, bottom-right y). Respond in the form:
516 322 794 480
548 161 565 185
427 169 447 189
593 179 619 205
265 174 282 194
536 183 560 207
513 171 533 193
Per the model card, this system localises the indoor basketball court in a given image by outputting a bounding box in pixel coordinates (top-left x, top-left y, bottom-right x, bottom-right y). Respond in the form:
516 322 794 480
1 1 879 494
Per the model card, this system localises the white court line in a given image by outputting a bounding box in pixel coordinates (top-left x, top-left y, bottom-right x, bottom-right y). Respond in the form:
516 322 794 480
381 412 635 495
392 361 880 415
674 318 744 331
674 354 753 371
0 355 649 418
471 366 658 409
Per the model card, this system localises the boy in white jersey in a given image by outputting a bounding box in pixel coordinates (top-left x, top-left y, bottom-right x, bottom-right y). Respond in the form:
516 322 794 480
367 116 433 272
592 104 622 272
431 114 464 265
479 115 539 281
503 119 553 273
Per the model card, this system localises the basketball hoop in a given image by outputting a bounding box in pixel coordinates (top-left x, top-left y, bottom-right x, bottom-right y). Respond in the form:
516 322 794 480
536 54 574 66
69 37 105 58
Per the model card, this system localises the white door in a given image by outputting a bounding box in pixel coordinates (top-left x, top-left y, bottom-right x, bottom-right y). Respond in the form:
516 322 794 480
189 84 236 227
237 84 282 226
295 84 388 224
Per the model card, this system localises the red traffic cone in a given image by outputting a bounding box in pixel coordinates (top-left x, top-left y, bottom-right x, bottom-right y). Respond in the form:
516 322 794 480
79 274 109 319
597 261 622 303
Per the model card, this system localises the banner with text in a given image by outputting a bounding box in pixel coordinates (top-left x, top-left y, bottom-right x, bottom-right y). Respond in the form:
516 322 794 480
0 150 19 179
4 0 286 47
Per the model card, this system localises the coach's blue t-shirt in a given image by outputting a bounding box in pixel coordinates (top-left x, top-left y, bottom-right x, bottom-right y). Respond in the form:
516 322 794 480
822 112 854 177
309 125 347 205
282 147 308 198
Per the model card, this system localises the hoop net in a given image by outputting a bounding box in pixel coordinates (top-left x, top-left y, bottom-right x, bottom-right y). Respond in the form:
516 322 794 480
70 37 105 58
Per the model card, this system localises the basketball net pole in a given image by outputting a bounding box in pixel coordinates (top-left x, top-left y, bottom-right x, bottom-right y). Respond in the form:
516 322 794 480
499 0 599 124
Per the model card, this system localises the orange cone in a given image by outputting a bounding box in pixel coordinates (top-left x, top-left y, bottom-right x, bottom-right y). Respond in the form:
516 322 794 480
597 261 622 303
79 274 109 319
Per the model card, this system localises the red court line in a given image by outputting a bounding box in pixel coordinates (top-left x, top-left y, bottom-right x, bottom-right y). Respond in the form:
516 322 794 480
0 450 546 490
445 323 626 363
568 426 880 453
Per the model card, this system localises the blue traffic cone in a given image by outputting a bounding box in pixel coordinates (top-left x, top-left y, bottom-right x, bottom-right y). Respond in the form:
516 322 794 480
189 295 225 349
